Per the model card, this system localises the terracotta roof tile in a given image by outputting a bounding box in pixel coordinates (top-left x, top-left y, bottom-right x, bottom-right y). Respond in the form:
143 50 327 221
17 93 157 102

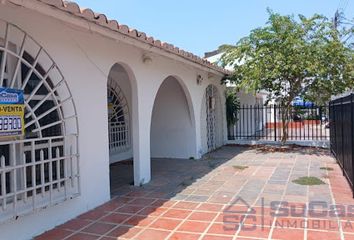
33 0 228 74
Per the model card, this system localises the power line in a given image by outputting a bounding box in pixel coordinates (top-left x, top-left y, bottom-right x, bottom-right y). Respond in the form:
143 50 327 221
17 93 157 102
337 0 349 13
342 0 350 12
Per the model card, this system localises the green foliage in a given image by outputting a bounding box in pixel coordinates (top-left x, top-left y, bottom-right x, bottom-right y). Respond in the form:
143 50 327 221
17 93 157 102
225 89 240 126
221 10 354 142
292 176 325 185
233 165 249 170
320 167 334 171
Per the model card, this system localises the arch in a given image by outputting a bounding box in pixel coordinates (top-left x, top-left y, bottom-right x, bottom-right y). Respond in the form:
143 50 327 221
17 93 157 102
107 62 141 191
107 63 132 157
0 20 79 222
150 76 196 159
201 84 224 154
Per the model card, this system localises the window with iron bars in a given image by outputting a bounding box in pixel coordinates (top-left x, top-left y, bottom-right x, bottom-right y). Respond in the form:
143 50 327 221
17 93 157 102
107 78 130 154
0 21 79 223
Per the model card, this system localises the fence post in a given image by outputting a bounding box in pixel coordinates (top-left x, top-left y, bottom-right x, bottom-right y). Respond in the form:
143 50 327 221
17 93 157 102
351 94 354 197
341 97 345 176
274 104 277 141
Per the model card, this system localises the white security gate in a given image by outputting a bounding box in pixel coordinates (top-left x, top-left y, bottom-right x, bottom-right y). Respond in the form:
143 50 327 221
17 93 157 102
206 85 218 151
0 21 79 222
107 78 129 154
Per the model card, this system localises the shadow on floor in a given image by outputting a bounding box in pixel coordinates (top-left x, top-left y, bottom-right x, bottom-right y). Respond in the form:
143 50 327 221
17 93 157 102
109 146 247 198
36 145 341 240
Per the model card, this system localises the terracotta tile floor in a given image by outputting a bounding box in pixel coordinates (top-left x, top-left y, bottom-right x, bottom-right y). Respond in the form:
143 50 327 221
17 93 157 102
36 146 354 240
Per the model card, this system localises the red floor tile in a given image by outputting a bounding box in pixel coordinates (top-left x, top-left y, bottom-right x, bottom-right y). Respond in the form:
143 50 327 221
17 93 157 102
344 233 354 240
124 215 155 227
307 230 342 240
274 217 306 229
208 196 232 204
238 226 271 239
35 228 73 240
177 220 210 233
207 222 239 235
342 220 354 233
115 204 145 214
128 197 157 206
162 209 192 219
150 218 181 230
271 227 304 240
125 191 150 198
307 218 339 231
111 196 135 204
135 229 170 240
81 222 115 235
252 206 272 216
58 218 92 231
173 201 199 210
224 204 250 213
197 203 224 212
66 232 99 240
99 237 115 240
100 213 131 224
106 226 142 238
244 214 274 227
215 212 245 223
78 209 107 221
202 235 233 240
168 232 201 240
138 206 168 216
96 200 122 212
151 199 177 208
188 211 217 222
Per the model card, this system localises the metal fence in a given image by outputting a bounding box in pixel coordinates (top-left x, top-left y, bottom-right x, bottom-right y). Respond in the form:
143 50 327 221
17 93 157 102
228 104 330 142
330 94 354 196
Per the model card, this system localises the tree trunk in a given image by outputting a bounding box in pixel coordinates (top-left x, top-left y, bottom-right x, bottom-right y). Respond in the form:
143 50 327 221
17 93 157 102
280 104 291 144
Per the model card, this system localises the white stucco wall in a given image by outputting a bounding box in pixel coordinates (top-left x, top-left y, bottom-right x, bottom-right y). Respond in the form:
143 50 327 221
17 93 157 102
150 76 195 158
0 2 226 239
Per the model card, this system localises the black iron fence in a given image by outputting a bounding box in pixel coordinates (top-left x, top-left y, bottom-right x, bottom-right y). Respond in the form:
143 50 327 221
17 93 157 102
228 104 330 142
330 94 354 195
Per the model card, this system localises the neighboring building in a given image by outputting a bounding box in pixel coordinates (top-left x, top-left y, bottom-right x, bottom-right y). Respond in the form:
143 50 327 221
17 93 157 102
0 1 228 239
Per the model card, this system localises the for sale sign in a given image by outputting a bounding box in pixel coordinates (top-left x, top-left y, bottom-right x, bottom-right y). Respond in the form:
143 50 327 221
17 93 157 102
0 88 25 138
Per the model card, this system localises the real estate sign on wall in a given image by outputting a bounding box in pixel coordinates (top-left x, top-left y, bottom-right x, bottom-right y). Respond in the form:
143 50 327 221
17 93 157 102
0 88 25 138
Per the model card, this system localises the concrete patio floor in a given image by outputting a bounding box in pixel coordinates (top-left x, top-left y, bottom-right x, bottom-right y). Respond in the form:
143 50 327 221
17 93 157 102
36 146 354 240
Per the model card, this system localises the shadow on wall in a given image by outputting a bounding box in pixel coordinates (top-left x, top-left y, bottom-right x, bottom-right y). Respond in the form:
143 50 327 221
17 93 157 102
150 76 195 159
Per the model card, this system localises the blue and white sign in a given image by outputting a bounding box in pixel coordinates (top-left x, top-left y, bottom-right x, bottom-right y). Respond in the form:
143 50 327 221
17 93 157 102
0 88 25 138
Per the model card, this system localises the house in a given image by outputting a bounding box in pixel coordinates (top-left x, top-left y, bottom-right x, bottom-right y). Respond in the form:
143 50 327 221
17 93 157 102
0 1 228 239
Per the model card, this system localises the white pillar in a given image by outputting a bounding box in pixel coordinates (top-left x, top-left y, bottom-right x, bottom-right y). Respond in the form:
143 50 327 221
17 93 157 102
132 84 153 186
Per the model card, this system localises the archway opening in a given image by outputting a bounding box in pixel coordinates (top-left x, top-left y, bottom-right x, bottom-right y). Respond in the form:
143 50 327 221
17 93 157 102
150 76 195 160
107 63 134 195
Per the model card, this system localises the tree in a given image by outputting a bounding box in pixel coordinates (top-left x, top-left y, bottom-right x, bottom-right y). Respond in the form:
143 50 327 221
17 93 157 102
220 10 354 143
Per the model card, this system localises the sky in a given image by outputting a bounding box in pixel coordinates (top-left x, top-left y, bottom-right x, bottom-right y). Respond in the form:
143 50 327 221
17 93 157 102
74 0 354 57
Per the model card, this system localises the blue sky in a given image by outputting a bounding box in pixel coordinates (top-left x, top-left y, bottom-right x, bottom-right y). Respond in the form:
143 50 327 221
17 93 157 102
74 0 354 56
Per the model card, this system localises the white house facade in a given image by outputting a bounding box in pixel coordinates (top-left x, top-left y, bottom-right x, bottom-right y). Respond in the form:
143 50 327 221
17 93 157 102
0 1 228 239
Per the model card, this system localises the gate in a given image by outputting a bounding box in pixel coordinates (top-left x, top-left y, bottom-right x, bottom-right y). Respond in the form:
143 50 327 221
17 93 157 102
206 85 217 151
330 94 354 196
228 104 330 143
